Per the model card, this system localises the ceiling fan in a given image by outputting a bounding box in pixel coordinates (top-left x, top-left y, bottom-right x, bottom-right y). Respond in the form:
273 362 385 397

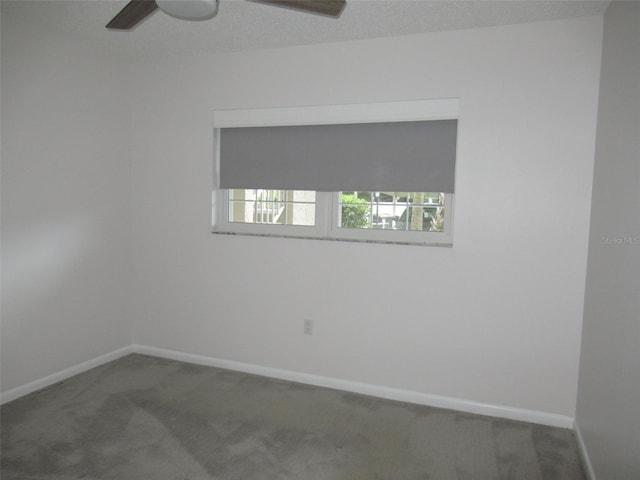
106 0 346 30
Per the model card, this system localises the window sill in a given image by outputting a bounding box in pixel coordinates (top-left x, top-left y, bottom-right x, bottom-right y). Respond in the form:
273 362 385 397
211 229 453 247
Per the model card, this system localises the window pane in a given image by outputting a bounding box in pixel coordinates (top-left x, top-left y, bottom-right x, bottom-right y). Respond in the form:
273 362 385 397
229 189 255 201
290 204 316 226
292 190 316 202
228 189 316 226
339 192 445 232
229 201 256 223
340 192 371 229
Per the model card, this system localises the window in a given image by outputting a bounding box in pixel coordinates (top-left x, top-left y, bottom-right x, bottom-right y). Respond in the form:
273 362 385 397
217 189 326 238
338 192 445 231
334 191 454 244
213 99 458 246
215 190 454 245
228 189 316 227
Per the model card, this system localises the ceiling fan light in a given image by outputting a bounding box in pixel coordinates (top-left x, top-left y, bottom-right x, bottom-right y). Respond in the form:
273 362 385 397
156 0 219 20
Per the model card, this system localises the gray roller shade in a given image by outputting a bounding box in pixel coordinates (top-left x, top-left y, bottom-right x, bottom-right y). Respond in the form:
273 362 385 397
219 119 457 193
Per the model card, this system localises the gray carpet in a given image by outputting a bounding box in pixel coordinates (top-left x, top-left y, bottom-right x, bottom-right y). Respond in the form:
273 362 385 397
1 354 586 479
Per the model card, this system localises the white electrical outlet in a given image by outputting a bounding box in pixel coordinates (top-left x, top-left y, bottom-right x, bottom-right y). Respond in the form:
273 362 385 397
303 319 313 335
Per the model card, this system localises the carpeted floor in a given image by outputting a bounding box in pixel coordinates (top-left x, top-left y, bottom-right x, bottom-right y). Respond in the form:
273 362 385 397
1 354 586 479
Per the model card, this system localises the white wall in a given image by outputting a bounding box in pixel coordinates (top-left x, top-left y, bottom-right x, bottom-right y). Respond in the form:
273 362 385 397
130 17 603 419
576 2 640 478
0 7 133 392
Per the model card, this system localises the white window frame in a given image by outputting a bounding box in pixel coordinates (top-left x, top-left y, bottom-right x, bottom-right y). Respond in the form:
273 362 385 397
214 190 454 246
212 98 459 246
214 189 328 239
329 192 454 245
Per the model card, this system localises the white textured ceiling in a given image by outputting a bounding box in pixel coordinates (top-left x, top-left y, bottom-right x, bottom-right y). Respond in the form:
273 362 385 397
4 0 609 59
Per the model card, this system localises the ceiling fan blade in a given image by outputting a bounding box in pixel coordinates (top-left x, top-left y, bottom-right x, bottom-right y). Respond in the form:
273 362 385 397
106 0 159 30
251 0 346 18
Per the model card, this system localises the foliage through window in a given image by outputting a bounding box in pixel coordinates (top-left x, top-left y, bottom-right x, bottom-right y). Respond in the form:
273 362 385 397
339 192 445 232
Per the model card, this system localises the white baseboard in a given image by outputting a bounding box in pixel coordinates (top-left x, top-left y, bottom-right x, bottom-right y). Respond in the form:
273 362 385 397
575 421 597 480
1 343 576 429
0 346 134 405
133 344 575 429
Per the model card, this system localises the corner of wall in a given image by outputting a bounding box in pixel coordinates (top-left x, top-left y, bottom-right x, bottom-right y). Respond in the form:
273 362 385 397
575 421 597 480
